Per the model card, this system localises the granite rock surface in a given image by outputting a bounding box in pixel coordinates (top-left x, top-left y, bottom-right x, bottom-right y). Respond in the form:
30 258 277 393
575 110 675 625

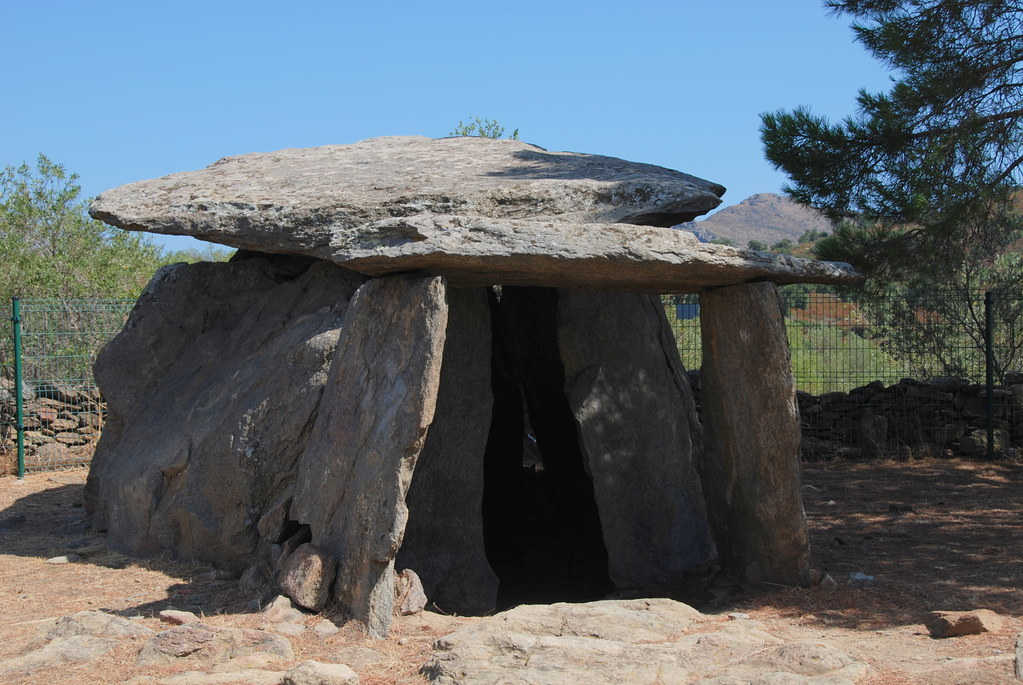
90 136 860 291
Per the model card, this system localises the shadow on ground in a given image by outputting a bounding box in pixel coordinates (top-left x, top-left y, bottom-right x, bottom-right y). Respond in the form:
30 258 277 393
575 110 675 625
0 478 256 620
1 459 1021 632
725 459 1023 632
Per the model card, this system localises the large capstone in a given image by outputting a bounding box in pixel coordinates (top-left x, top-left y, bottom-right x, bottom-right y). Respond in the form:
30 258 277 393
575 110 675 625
90 137 861 292
84 253 365 566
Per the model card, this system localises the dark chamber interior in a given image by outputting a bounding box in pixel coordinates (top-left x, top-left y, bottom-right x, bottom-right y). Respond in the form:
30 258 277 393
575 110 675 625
482 287 613 609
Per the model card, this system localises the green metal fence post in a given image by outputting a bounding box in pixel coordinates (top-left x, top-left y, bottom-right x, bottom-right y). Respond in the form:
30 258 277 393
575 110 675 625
11 297 25 479
984 291 994 460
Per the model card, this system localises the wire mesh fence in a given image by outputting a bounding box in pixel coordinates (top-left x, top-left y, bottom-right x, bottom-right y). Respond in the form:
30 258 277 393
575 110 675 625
1 298 135 474
665 287 1023 459
2 289 1020 474
665 287 1023 391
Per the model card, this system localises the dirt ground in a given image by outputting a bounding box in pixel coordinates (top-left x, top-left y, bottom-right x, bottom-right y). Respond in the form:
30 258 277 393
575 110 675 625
0 458 1021 684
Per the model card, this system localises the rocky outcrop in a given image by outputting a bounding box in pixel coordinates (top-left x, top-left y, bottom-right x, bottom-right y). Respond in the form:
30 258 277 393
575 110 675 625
136 623 294 666
90 137 860 292
84 253 365 567
290 274 448 637
422 599 869 684
0 611 154 678
699 282 810 585
558 290 715 589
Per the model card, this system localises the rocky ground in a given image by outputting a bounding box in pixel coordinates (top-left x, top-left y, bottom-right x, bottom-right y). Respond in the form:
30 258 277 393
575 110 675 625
1 459 1021 684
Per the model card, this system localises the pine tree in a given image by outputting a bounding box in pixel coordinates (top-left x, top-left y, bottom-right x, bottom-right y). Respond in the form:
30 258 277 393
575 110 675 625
761 0 1022 278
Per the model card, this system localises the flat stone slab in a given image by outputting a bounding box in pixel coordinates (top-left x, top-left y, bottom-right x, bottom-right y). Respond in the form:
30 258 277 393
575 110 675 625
422 599 870 684
90 136 860 292
91 135 724 232
317 214 861 291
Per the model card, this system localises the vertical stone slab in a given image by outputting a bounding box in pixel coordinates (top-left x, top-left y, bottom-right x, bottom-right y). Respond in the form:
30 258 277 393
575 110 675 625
84 255 365 569
558 291 716 590
290 274 448 637
397 287 499 615
699 282 810 585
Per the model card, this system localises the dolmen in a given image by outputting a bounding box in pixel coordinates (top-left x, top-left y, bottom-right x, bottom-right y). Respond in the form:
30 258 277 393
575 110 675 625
84 136 861 636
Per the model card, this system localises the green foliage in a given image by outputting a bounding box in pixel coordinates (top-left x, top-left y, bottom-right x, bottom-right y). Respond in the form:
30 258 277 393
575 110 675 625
853 252 1023 382
770 238 795 254
779 283 814 312
450 116 520 140
710 236 735 246
0 154 230 303
662 292 903 394
798 229 829 244
1 155 157 299
0 155 233 380
760 0 1023 278
747 239 768 251
785 318 904 394
162 243 235 264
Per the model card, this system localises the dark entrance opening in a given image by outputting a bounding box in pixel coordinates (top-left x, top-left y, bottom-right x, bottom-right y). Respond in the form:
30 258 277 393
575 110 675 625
482 287 613 609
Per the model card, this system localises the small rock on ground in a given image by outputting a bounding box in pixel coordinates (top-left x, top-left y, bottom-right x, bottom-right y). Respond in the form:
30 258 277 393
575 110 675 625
926 610 1003 638
160 609 201 625
394 568 428 616
263 595 306 624
313 619 339 637
279 543 337 611
283 660 360 685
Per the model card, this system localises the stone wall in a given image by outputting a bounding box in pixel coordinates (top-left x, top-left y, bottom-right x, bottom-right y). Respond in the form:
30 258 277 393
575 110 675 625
0 379 104 472
689 371 1023 460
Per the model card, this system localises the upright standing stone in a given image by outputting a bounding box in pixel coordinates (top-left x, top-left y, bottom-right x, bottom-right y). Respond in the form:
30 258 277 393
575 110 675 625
699 282 810 585
290 274 449 637
397 287 499 615
84 254 364 567
558 291 716 590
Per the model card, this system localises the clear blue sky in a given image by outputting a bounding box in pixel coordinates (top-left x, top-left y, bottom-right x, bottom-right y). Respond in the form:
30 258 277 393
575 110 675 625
2 0 892 252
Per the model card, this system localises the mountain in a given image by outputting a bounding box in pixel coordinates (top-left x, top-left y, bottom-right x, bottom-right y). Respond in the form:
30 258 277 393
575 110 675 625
680 193 832 247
